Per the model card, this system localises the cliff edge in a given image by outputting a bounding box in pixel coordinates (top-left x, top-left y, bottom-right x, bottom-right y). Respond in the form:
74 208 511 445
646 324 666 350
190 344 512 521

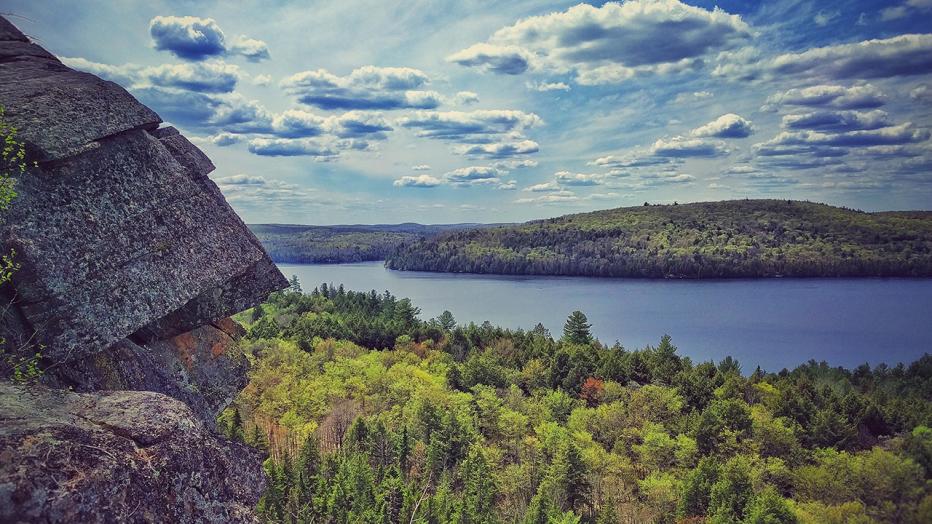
0 15 288 523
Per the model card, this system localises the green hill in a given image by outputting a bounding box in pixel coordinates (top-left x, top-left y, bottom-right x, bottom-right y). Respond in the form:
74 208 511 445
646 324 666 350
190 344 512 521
385 200 932 278
250 223 504 264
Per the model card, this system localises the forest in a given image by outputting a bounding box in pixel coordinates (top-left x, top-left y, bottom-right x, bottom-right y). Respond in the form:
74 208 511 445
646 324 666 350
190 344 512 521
251 223 500 264
385 200 932 278
222 278 932 523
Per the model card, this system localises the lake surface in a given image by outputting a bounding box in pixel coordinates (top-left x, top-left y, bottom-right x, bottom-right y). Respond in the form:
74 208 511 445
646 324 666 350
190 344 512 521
278 262 932 371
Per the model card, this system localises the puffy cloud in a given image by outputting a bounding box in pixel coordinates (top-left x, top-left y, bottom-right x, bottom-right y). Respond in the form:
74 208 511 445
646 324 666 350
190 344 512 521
651 136 728 157
399 110 542 140
494 159 539 170
766 34 932 79
133 87 223 126
691 113 753 138
458 140 540 159
149 16 269 62
453 91 480 105
451 1 751 84
63 57 241 94
443 166 503 186
515 190 580 204
61 56 139 85
589 154 677 168
911 85 932 102
781 110 891 132
194 132 241 146
527 81 571 92
762 84 886 111
762 123 929 149
247 137 339 158
447 44 532 74
149 16 226 60
229 35 270 62
394 175 442 188
411 164 431 171
554 171 604 186
144 62 240 93
524 181 562 192
281 66 442 110
213 174 321 207
252 74 273 86
326 111 392 139
269 109 325 138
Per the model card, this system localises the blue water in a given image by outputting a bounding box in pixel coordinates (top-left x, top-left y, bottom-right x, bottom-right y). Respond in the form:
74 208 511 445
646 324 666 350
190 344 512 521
277 262 932 372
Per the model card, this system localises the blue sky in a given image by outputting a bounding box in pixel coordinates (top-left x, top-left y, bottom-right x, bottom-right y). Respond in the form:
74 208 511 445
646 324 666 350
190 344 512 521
6 0 932 224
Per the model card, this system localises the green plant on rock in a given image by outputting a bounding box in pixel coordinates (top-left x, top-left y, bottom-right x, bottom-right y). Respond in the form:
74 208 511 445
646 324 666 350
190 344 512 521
0 105 40 382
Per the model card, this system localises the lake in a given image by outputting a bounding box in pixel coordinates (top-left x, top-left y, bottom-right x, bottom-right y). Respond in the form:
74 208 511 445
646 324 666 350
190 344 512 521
277 262 932 371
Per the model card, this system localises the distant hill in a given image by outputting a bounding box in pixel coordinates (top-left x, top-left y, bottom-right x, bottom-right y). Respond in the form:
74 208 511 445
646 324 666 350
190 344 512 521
249 223 506 263
384 200 932 278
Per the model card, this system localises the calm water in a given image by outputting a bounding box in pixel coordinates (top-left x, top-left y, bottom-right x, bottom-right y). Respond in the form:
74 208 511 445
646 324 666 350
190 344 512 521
278 262 932 371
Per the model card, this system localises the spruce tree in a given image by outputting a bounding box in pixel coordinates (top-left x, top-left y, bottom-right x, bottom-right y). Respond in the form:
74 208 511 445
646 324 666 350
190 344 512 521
563 311 592 345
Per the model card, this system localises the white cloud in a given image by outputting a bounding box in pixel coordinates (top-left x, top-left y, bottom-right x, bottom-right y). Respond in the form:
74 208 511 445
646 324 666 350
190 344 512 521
762 84 886 111
526 81 571 92
457 139 540 159
766 34 932 79
393 174 442 187
447 43 533 74
411 164 432 171
252 74 272 86
450 1 752 85
524 181 562 192
554 171 604 186
651 136 729 157
443 166 503 187
691 114 754 138
673 91 713 104
281 66 442 110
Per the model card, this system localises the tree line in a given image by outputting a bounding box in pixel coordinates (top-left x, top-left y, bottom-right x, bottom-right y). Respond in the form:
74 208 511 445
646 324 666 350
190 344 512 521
222 278 932 522
385 200 932 278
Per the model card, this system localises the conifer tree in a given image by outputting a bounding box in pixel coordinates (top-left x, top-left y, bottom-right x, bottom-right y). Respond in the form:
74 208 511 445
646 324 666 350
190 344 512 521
563 311 592 345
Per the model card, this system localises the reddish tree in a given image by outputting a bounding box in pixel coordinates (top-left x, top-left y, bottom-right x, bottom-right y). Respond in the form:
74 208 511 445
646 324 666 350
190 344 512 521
580 377 605 407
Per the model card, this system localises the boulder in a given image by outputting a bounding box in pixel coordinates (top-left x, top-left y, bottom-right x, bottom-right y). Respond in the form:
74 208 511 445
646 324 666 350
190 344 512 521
0 383 266 523
46 322 250 427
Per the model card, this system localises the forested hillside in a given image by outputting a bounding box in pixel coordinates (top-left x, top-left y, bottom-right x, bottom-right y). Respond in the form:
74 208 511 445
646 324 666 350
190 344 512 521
385 200 932 278
250 223 502 264
224 280 932 523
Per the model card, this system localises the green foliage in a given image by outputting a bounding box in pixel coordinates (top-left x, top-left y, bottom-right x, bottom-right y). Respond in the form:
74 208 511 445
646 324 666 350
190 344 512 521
562 311 592 345
386 200 932 278
0 106 37 382
237 286 932 523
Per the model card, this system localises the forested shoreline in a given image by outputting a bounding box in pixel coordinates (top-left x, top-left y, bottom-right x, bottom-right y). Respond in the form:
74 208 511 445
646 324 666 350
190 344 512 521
223 279 932 523
385 200 932 278
250 223 501 264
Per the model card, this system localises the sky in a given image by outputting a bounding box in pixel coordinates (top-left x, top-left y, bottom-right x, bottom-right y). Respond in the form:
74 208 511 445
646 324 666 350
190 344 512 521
5 0 932 224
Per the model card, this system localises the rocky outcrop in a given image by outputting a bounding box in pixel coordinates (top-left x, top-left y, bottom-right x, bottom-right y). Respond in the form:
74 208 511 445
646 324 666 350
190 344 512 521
0 383 266 524
0 16 286 522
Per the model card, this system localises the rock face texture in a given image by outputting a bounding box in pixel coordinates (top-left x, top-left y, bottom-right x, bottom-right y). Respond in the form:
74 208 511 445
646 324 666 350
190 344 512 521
0 16 286 522
0 383 266 524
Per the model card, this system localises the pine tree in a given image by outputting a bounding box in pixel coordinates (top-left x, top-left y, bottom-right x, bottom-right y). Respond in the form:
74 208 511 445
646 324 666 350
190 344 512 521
289 275 302 294
396 426 411 479
563 311 592 345
296 435 321 506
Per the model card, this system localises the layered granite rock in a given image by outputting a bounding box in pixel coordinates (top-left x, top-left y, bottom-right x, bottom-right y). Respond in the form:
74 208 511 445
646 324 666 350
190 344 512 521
0 383 266 524
0 16 286 522
0 18 287 364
